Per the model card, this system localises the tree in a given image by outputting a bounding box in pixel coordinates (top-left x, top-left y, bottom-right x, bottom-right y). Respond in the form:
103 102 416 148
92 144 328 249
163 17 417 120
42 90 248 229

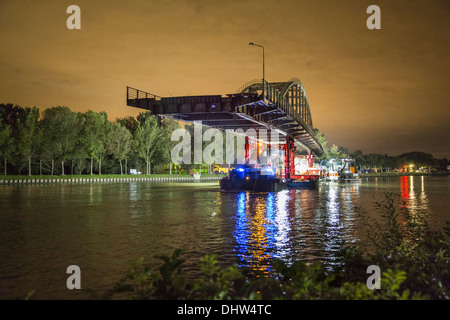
362 153 385 171
69 112 88 175
0 115 12 175
351 150 364 167
134 113 164 174
41 106 80 175
0 103 31 174
40 119 58 175
16 107 41 176
329 144 347 159
108 122 132 174
399 152 435 168
81 111 110 175
384 155 401 172
159 118 181 174
313 128 330 160
116 116 139 136
116 116 140 173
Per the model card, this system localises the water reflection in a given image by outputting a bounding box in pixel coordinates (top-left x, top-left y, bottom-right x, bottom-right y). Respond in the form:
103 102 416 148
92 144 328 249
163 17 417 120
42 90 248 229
0 176 447 299
232 183 361 274
273 191 291 261
234 191 290 275
400 175 431 214
323 184 343 266
234 192 272 275
419 176 430 210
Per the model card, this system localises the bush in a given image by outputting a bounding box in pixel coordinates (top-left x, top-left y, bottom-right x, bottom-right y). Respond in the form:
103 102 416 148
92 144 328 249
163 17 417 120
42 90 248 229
350 192 450 299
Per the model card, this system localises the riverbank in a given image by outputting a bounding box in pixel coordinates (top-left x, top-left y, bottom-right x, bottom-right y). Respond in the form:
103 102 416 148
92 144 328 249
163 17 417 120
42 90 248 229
360 172 449 177
0 173 226 184
2 172 448 184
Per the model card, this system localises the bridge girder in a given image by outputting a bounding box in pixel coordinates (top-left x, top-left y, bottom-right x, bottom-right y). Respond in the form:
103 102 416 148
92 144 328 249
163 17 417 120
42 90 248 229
126 79 324 156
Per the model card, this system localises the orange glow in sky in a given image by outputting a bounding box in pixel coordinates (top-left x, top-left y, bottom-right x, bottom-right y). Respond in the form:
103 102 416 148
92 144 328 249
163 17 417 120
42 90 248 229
0 0 449 158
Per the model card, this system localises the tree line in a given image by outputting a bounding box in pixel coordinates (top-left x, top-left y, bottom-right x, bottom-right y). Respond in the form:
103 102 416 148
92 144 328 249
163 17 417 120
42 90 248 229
314 129 449 172
0 103 180 176
1 103 448 176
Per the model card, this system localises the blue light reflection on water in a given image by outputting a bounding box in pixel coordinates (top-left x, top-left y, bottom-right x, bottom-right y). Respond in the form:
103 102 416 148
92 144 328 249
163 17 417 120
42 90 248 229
233 190 298 275
232 183 362 274
234 192 248 262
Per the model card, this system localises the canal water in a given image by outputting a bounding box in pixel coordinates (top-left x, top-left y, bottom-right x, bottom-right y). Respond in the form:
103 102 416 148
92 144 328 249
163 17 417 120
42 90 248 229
0 175 449 299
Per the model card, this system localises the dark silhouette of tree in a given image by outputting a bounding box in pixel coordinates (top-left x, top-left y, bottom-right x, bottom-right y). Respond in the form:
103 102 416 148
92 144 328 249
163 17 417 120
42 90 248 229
41 106 81 175
17 107 41 176
108 122 132 174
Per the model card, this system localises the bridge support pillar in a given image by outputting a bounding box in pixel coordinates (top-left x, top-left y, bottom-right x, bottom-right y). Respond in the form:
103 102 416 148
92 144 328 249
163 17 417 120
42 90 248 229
244 136 250 164
284 136 296 180
307 152 314 168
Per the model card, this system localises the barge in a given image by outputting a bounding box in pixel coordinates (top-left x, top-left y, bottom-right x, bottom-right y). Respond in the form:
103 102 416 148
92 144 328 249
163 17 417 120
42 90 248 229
220 165 287 192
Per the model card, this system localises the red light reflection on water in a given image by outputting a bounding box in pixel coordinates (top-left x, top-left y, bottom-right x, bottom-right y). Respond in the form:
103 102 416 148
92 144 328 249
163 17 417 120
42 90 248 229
400 176 409 205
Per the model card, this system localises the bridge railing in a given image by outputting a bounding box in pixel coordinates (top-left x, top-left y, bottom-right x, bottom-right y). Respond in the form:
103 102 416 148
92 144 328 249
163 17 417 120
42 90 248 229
126 86 162 109
162 95 222 106
235 79 262 94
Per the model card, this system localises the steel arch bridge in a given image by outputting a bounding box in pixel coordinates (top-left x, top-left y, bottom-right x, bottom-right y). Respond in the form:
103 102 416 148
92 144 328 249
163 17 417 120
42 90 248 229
126 78 323 156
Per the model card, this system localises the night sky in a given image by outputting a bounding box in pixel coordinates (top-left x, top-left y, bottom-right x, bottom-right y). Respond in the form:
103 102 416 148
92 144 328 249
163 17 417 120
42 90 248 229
0 0 449 158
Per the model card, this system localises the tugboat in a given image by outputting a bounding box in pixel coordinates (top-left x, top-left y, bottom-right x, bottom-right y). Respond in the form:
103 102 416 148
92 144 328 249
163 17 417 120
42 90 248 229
220 165 287 192
287 177 317 189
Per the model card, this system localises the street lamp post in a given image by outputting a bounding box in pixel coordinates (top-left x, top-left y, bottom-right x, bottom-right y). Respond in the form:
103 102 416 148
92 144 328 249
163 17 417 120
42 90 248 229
249 42 265 99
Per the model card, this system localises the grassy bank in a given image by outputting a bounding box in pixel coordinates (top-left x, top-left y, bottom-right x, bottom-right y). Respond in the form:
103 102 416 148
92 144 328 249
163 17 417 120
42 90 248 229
0 173 226 182
360 172 448 177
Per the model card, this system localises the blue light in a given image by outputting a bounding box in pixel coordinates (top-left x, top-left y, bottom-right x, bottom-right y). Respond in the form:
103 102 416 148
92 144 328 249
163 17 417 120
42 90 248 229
234 192 249 268
236 167 245 172
261 166 274 176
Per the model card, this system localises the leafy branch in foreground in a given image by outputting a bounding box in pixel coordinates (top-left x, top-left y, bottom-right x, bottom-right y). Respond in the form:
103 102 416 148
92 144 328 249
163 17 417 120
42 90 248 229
100 251 426 300
350 192 450 299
